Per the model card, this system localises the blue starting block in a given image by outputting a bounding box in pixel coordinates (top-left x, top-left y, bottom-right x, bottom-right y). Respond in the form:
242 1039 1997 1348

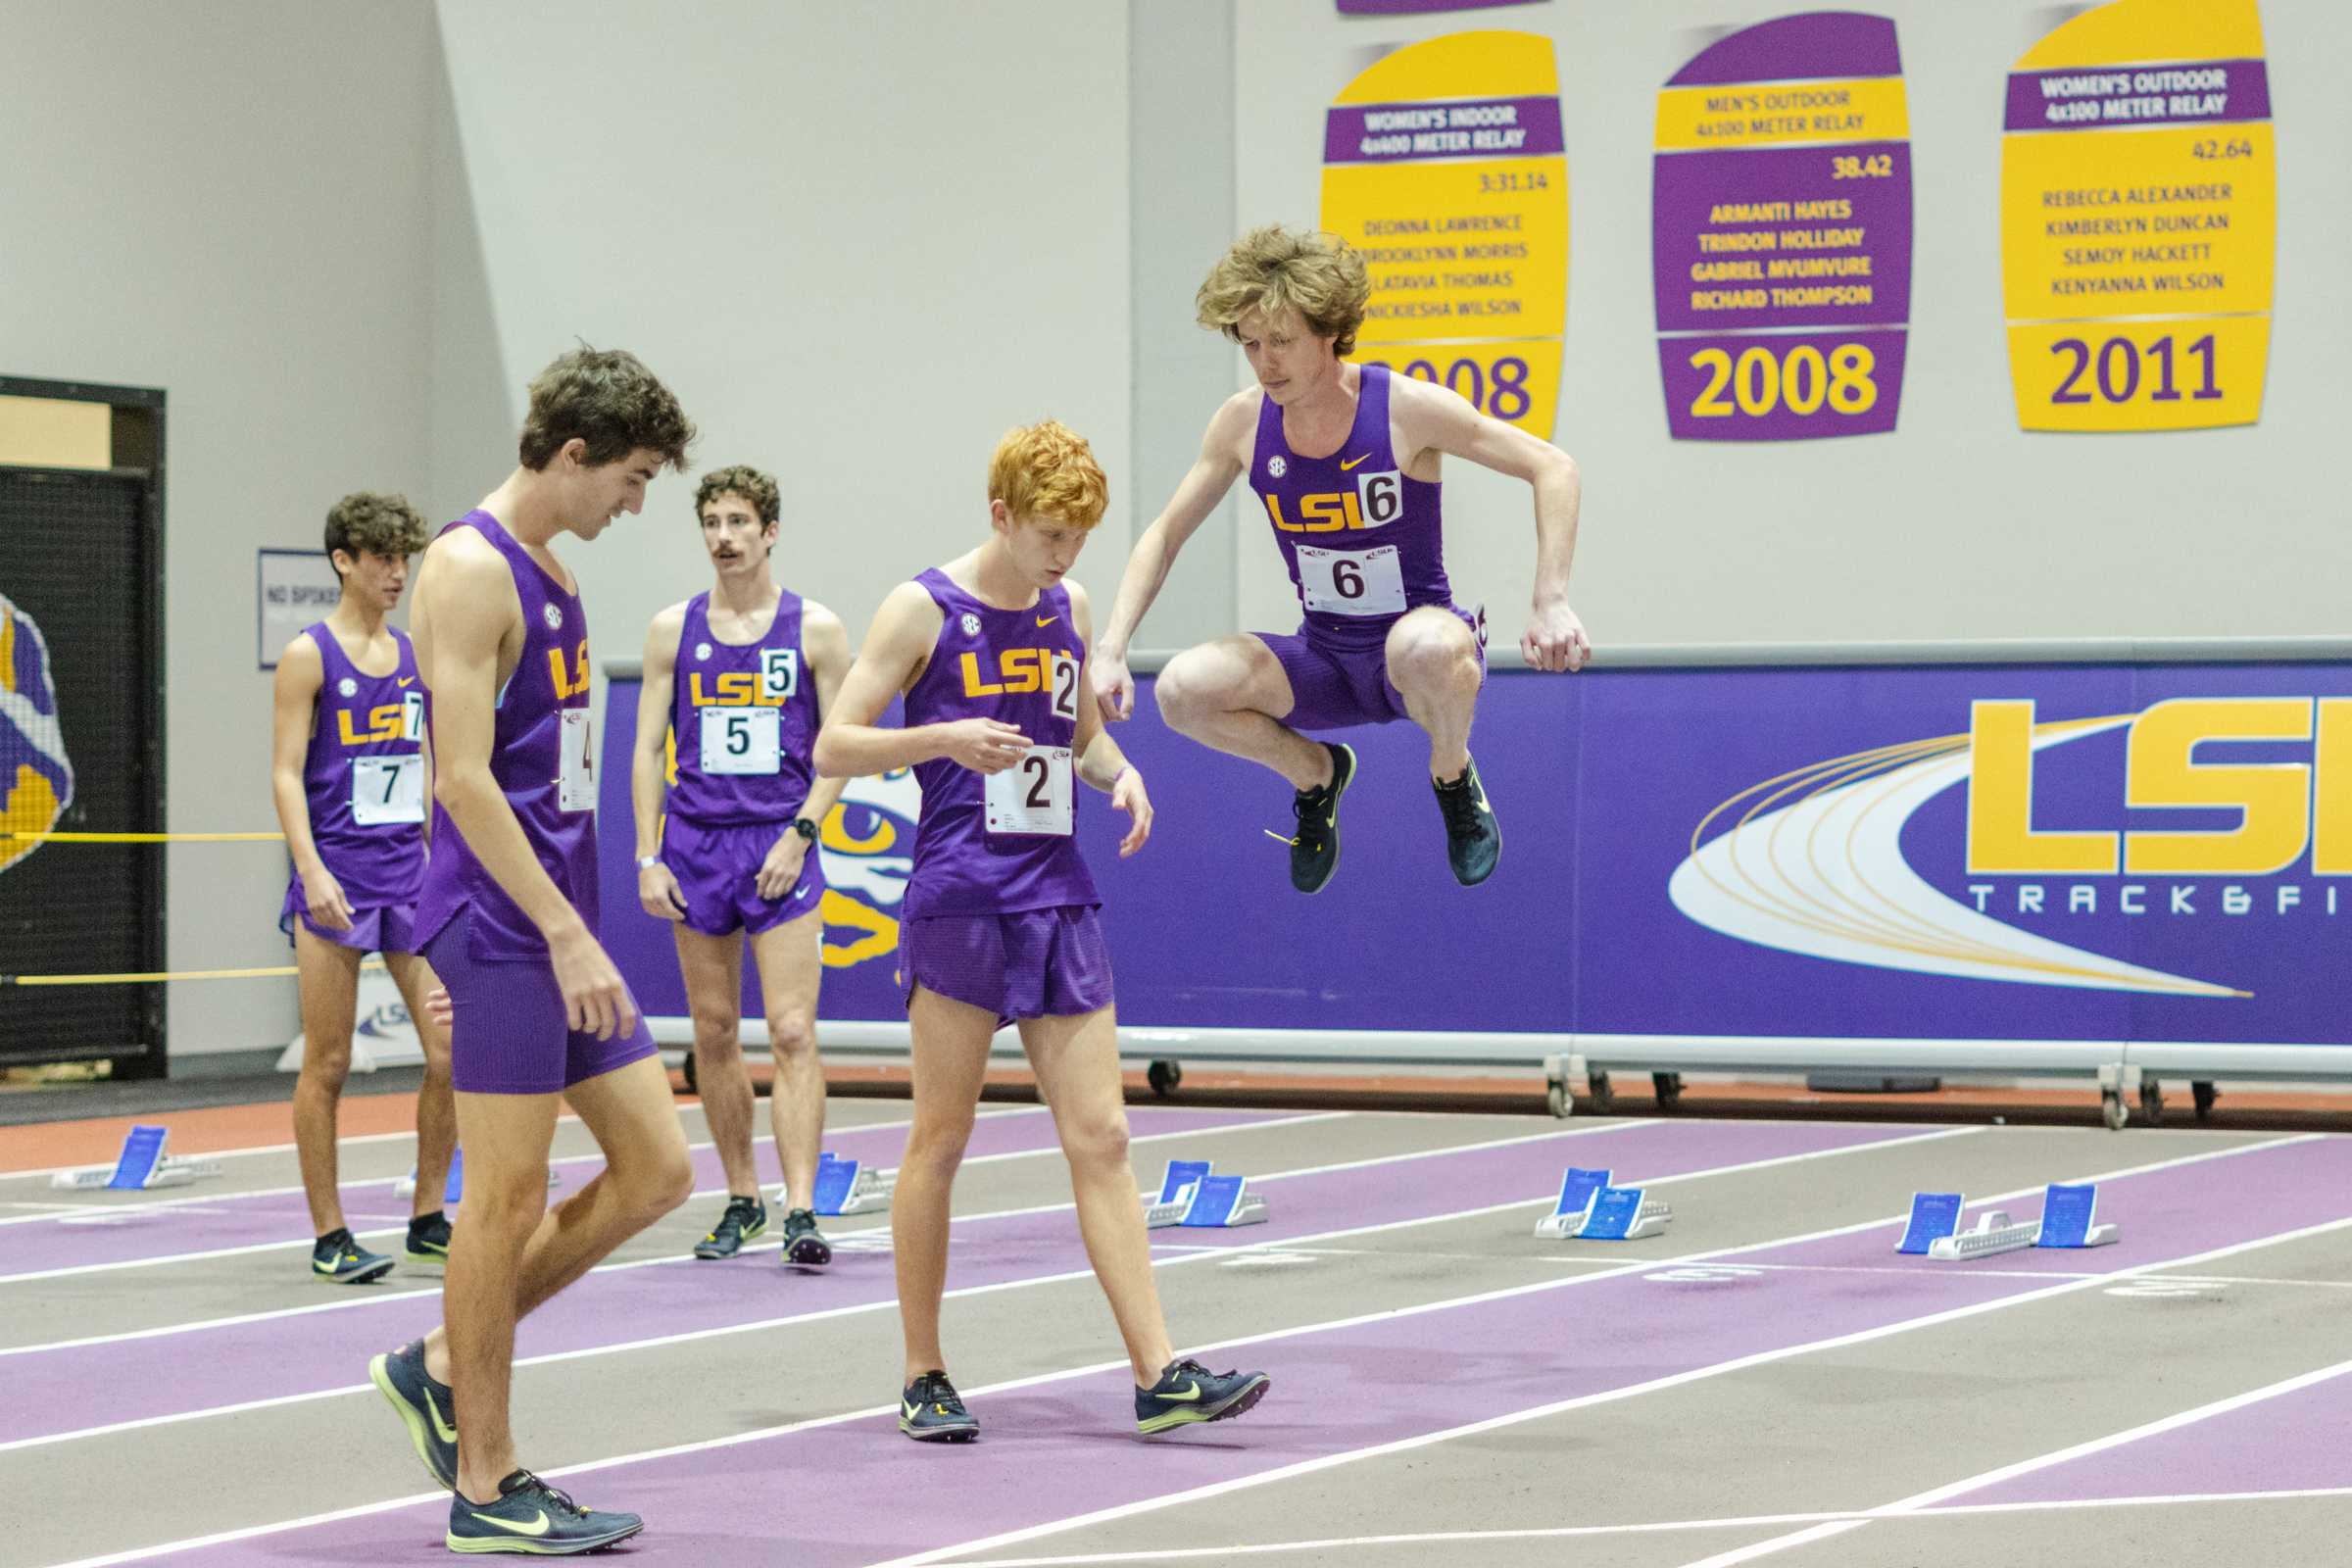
49 1125 223 1192
793 1152 894 1217
1533 1167 1672 1240
394 1149 561 1204
1142 1159 1268 1228
1908 1183 2122 1260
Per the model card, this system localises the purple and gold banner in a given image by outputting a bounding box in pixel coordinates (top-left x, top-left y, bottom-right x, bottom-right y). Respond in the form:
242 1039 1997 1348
599 662 2352 1051
1652 12 1912 443
2002 59 2271 132
1324 97 1565 165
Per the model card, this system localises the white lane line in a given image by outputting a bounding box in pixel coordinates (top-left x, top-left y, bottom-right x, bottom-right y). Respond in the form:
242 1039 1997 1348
0 1104 1320 1283
0 1103 1011 1226
0 1112 1354 1349
863 1484 2352 1565
862 1134 2337 1567
1672 1354 2352 1567
4 1123 1956 1472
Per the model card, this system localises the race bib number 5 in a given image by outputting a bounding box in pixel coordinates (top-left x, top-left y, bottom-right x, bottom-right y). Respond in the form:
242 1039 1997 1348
700 708 781 775
1296 543 1405 615
351 756 424 826
557 708 595 812
985 746 1074 837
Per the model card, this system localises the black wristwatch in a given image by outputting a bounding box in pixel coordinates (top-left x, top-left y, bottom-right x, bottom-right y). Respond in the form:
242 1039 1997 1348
791 816 819 843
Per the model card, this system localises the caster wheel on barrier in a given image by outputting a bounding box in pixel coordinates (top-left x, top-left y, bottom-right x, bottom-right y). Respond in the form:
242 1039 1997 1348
1653 1071 1685 1110
2101 1088 2129 1131
681 1050 698 1096
1590 1069 1614 1113
1545 1078 1572 1118
2139 1077 2164 1126
1147 1059 1182 1099
2192 1080 2218 1120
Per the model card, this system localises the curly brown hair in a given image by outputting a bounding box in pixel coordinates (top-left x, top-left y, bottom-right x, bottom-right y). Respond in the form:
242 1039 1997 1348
323 491 429 577
693 465 781 524
517 345 696 472
1196 225 1370 357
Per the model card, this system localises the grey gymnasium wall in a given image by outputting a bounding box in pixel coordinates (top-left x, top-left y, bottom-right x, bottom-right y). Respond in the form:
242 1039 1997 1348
1233 0 2352 650
0 1 451 1058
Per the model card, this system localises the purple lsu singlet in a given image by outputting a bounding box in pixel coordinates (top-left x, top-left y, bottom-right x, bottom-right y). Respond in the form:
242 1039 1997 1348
1250 362 1450 651
901 567 1099 919
415 511 600 960
294 621 423 907
664 588 816 825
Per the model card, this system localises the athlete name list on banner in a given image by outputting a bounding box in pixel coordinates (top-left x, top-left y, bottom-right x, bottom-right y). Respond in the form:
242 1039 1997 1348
1320 30 1568 441
1651 12 1912 442
2000 0 2274 431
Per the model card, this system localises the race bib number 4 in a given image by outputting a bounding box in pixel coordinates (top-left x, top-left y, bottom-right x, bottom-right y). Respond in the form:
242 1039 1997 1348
985 745 1074 837
700 707 781 775
558 708 595 812
1297 543 1406 615
351 755 424 826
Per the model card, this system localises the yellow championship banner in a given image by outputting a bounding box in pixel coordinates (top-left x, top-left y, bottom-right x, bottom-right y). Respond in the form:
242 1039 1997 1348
1320 31 1569 440
1999 0 2274 432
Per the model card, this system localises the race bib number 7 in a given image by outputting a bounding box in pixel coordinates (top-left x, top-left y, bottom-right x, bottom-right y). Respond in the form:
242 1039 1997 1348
1296 543 1406 615
984 746 1074 837
558 708 595 812
351 756 424 826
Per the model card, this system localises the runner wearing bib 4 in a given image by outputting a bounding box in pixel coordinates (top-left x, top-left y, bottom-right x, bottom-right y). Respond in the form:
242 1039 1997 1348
1090 225 1592 894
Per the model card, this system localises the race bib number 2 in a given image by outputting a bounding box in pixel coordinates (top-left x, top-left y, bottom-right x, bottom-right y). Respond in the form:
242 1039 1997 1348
351 756 424 826
558 708 595 812
985 745 1073 837
1296 543 1406 615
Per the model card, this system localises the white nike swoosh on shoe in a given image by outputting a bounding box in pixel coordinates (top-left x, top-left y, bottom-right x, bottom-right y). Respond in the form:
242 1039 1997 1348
468 1509 550 1537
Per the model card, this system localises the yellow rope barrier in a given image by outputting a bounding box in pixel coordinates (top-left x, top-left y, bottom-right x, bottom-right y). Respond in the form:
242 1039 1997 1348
4 959 383 986
0 831 284 843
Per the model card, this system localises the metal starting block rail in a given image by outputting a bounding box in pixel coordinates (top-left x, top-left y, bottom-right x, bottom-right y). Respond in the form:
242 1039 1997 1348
1533 1167 1673 1241
1901 1184 2122 1260
49 1125 223 1192
1142 1158 1268 1229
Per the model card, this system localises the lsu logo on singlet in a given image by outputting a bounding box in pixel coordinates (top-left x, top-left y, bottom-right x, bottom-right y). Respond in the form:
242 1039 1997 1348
0 592 74 874
686 648 800 708
958 648 1076 705
548 640 591 702
1262 469 1405 533
337 691 425 747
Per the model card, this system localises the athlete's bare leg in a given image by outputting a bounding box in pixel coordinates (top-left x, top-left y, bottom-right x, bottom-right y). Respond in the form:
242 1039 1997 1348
381 950 457 1217
1022 1003 1176 1386
428 1055 691 1502
749 903 826 1208
291 927 364 1236
672 925 758 1197
1384 606 1483 781
1152 633 1329 791
896 985 996 1381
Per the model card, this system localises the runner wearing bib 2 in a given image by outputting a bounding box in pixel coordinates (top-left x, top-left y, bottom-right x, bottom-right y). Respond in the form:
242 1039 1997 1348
815 419 1269 1446
1090 224 1592 894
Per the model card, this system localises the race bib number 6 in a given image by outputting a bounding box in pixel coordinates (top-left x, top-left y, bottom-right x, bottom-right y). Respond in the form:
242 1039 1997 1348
1297 543 1406 615
985 745 1074 837
557 708 595 812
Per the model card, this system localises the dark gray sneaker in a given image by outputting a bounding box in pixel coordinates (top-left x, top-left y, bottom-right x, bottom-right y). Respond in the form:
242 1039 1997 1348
1433 753 1500 886
692 1196 767 1260
313 1229 394 1285
1136 1356 1270 1435
1286 743 1356 895
901 1370 980 1443
781 1206 832 1270
446 1470 643 1555
368 1338 457 1490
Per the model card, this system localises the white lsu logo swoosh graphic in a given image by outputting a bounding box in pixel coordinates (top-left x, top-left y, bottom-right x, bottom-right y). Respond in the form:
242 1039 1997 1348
1668 714 2237 998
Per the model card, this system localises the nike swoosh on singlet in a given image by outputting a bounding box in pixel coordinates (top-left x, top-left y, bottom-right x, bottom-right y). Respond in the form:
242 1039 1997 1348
1338 454 1370 470
397 676 416 687
1035 614 1056 627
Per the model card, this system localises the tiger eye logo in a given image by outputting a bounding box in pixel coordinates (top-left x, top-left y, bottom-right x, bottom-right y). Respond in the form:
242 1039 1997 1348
0 593 74 875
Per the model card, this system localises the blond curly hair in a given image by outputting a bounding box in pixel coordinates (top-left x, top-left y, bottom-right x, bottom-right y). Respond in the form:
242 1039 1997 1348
1195 225 1370 357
